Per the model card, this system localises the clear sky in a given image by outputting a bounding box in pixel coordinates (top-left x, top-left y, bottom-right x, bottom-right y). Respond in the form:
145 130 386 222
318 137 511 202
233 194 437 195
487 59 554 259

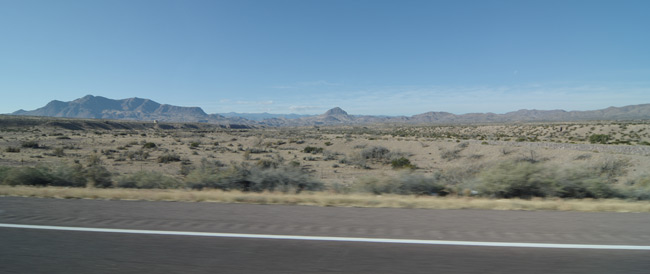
1 0 649 116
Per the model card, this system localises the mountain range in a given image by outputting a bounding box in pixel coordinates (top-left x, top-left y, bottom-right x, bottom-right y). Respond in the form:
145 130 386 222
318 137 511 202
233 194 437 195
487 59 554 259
11 95 650 126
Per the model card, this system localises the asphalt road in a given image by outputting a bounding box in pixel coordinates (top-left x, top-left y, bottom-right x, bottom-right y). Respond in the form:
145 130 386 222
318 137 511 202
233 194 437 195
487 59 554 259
1 197 649 273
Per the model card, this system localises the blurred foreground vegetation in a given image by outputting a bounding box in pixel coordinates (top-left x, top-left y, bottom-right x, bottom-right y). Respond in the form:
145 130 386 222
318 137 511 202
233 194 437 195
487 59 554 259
1 156 649 201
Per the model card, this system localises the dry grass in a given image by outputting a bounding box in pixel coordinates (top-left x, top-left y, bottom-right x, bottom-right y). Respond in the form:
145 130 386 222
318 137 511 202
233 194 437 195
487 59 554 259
2 185 650 213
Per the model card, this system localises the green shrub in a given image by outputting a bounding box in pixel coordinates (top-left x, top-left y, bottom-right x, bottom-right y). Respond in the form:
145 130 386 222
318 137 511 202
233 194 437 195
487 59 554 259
2 167 52 186
589 134 610 144
185 160 231 190
303 146 323 154
246 167 324 193
554 168 618 198
476 161 622 199
21 141 39 148
1 164 88 187
391 157 416 169
477 161 556 198
142 142 157 149
185 162 323 193
0 166 13 182
116 171 182 189
353 173 445 195
85 165 113 188
622 175 650 200
5 147 20 153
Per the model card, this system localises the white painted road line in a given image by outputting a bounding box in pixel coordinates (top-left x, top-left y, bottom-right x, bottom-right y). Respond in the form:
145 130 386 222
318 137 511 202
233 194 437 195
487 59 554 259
1 223 649 250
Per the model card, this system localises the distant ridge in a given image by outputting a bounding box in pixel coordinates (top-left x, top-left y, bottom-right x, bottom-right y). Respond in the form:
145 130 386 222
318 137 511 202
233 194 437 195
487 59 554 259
11 95 250 125
11 95 650 126
217 112 310 121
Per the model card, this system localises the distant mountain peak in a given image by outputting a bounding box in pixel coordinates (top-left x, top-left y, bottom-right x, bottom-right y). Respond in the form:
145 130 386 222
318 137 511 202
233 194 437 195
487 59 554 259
323 107 348 116
11 95 227 124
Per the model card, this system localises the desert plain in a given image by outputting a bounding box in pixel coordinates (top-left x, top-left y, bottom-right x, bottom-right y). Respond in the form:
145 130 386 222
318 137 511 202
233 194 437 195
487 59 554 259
2 115 650 211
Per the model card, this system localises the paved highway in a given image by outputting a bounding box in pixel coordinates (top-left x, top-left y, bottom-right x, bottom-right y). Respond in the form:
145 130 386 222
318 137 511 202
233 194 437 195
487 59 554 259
1 197 649 273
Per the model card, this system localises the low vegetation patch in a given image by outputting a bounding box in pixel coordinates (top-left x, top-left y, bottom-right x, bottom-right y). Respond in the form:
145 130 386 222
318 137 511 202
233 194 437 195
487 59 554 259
3 186 650 212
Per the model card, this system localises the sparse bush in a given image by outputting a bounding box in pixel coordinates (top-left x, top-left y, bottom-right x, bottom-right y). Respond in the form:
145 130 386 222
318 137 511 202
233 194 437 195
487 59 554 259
21 141 39 148
592 158 629 180
339 152 369 169
322 150 340 161
185 162 323 193
468 154 484 160
257 159 280 169
360 146 390 160
126 149 149 161
246 148 267 154
517 150 542 163
158 153 181 163
441 149 462 161
179 159 194 176
5 147 20 153
87 154 103 166
52 147 65 157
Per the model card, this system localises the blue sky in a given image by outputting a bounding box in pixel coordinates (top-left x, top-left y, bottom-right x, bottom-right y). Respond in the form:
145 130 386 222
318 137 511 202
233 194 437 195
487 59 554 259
1 0 649 116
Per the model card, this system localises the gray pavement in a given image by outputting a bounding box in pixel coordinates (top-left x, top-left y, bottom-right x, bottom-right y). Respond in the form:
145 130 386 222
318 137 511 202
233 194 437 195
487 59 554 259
1 197 649 273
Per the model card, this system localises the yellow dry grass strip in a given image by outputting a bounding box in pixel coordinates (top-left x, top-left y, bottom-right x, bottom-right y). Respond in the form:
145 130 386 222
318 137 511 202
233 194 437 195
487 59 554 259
1 185 650 212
